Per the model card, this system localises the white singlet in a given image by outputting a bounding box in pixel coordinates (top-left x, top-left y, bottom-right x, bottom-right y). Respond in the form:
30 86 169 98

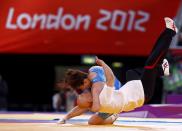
99 80 145 114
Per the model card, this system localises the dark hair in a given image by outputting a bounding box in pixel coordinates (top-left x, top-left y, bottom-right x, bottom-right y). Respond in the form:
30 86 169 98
64 69 88 89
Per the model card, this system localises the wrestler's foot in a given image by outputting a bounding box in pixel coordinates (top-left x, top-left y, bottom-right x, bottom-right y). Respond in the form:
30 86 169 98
162 59 170 76
111 114 119 121
164 17 178 33
57 118 66 124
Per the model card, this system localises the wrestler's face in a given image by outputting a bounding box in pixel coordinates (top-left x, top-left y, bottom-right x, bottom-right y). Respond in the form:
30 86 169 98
79 78 91 90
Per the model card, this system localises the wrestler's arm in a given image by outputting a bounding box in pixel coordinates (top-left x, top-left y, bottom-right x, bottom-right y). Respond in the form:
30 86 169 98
57 106 89 124
88 72 104 112
95 57 115 87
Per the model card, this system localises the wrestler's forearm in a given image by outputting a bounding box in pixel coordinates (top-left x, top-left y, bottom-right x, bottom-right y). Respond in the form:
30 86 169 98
102 62 115 82
63 106 88 120
96 57 115 86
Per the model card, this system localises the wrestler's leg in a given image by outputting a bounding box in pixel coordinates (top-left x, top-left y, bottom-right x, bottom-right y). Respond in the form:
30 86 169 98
126 61 169 82
141 18 177 102
88 112 118 125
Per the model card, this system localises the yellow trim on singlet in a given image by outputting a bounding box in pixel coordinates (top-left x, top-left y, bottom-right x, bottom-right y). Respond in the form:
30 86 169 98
98 99 144 114
123 99 144 112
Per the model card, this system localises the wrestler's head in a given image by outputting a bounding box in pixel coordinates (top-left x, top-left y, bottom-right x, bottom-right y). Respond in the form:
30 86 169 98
64 69 92 90
77 92 92 108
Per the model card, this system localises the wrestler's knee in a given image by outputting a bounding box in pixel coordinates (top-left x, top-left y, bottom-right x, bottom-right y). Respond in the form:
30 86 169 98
88 114 104 125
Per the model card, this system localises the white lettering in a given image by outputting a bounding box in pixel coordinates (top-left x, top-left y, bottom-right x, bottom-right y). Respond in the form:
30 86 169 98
127 10 135 31
46 8 63 30
61 14 76 30
17 13 32 30
134 11 150 32
96 9 111 31
32 14 46 29
6 8 17 29
75 15 91 30
5 7 91 31
5 7 150 32
96 9 150 32
111 10 127 31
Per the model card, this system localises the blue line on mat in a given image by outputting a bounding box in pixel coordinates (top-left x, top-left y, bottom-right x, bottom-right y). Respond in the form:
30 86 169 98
0 118 182 124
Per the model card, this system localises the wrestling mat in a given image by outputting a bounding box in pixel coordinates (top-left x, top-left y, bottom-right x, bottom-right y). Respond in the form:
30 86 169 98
0 112 181 131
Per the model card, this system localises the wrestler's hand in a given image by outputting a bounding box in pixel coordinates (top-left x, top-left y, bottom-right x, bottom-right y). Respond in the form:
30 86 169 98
95 56 105 66
57 118 66 124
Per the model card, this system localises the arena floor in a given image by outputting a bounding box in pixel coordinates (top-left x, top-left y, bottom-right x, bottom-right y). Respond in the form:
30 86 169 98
0 113 182 131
